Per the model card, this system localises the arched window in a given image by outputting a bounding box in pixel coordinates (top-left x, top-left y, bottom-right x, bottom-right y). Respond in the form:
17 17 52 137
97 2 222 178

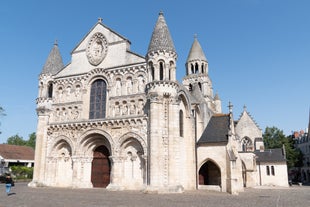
198 82 202 91
48 82 53 98
271 166 275 176
159 62 164 80
149 62 154 81
266 166 270 176
241 137 253 152
191 64 194 74
201 64 204 74
89 79 107 119
189 84 193 92
195 63 199 74
179 110 184 137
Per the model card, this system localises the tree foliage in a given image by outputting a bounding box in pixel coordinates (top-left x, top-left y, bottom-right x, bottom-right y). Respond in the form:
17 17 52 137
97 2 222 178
6 133 36 149
263 126 303 169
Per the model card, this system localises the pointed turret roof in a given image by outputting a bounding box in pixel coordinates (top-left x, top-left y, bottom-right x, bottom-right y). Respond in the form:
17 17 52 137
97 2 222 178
41 41 64 75
186 36 207 62
147 11 176 54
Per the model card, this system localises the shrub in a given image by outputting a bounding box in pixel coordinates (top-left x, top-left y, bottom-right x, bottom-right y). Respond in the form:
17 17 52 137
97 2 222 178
10 166 33 180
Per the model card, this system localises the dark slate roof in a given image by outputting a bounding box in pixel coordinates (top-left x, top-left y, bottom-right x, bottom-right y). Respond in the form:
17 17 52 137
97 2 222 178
41 42 64 75
0 144 34 161
147 11 176 54
198 114 230 144
186 37 207 62
255 148 286 163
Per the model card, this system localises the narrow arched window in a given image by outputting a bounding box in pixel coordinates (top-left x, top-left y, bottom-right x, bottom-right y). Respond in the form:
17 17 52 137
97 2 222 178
159 62 164 80
266 166 270 176
48 82 53 98
201 64 204 74
89 79 107 119
195 63 199 74
191 64 194 74
271 166 275 176
179 110 184 137
189 84 193 92
198 82 202 91
149 62 154 81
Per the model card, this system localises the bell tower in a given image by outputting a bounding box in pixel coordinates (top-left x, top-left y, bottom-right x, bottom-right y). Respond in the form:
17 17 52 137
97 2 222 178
30 41 64 187
183 36 222 114
145 12 183 192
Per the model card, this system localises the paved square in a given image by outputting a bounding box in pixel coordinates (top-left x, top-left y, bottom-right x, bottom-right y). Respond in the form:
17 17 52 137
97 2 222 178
0 183 309 207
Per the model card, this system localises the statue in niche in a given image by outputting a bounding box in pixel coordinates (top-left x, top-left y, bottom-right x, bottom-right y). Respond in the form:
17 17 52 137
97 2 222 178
138 76 144 92
122 104 128 115
72 106 79 120
75 85 81 100
66 86 71 101
57 88 63 103
137 101 144 114
67 107 72 120
129 102 136 115
116 79 121 96
127 78 132 94
115 104 120 116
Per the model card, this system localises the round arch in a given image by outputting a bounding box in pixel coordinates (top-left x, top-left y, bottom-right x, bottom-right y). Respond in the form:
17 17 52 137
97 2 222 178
79 129 114 157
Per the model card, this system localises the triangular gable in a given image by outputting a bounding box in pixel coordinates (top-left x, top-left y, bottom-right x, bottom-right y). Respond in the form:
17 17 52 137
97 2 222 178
56 20 145 77
71 21 129 54
235 109 262 140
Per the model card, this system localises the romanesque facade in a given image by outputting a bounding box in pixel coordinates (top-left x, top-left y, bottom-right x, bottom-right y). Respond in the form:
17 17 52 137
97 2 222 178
29 12 288 194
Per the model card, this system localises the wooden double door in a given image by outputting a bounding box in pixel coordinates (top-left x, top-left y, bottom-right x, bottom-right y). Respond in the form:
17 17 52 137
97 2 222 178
91 145 111 188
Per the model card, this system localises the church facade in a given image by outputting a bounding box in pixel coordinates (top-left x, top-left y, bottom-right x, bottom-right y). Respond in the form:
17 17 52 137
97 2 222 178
30 12 288 194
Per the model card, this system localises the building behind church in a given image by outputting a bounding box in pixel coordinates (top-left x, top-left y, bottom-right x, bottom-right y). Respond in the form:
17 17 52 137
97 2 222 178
29 12 288 194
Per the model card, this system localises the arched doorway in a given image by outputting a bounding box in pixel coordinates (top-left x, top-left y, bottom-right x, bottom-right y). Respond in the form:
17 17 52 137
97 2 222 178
91 145 111 187
199 160 221 186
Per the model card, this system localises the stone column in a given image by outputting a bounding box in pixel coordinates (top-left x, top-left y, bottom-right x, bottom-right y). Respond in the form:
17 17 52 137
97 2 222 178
107 156 124 190
29 108 50 187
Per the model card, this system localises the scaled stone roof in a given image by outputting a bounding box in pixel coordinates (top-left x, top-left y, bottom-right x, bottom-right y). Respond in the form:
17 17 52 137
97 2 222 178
41 42 64 75
147 11 176 54
0 144 34 161
255 148 286 163
198 114 230 144
186 37 207 62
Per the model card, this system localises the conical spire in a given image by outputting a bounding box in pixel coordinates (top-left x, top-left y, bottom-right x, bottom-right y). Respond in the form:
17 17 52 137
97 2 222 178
41 41 64 75
147 11 176 54
186 36 207 62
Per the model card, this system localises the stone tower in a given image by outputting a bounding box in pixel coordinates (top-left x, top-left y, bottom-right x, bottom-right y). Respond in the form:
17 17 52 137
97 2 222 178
145 12 183 192
182 37 222 136
30 41 64 187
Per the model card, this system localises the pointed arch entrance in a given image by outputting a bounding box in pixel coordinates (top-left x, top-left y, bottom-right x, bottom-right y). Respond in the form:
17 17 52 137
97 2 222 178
91 145 111 187
199 160 221 186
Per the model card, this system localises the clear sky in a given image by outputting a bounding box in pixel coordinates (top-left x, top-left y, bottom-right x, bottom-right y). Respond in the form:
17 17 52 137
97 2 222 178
0 0 309 143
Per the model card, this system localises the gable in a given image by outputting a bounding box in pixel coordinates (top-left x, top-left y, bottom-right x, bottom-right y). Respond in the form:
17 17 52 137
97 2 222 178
235 110 262 140
56 21 145 77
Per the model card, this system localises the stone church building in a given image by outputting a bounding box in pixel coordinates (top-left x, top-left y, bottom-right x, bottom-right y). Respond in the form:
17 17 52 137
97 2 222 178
29 12 288 194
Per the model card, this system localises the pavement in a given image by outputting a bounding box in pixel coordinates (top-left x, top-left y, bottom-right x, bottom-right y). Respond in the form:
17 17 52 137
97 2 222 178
0 183 309 207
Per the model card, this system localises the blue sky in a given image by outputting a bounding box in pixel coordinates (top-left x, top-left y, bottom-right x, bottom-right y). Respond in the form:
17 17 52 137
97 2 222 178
0 0 309 143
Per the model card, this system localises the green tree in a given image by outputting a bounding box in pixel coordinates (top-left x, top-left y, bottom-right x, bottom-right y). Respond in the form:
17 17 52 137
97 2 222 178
7 134 27 146
263 126 303 168
26 132 36 149
6 133 36 149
